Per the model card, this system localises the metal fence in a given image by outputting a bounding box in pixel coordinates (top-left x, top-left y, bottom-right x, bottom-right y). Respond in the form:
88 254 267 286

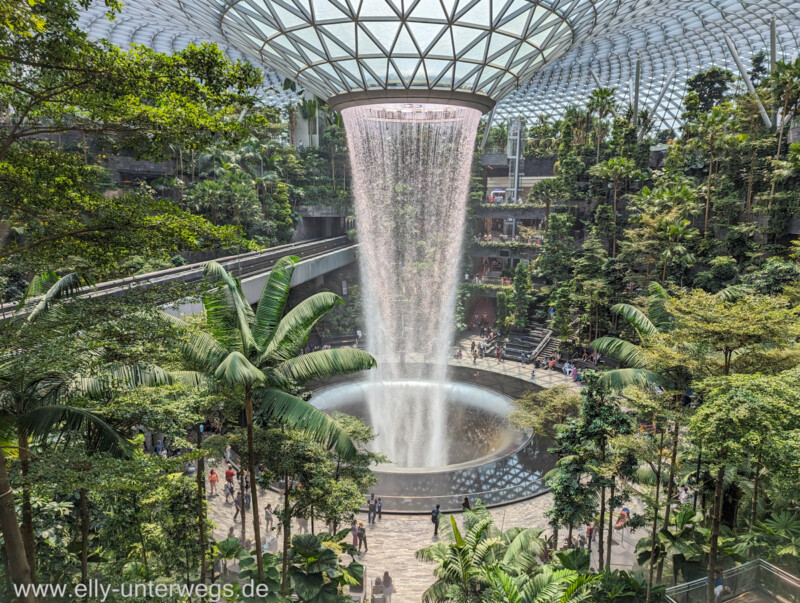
665 559 800 603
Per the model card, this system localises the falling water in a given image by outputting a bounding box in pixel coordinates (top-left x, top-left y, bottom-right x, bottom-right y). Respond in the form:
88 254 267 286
341 103 481 467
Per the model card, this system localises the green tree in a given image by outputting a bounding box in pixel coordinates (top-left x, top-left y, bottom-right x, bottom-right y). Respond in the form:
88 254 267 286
165 256 375 583
535 213 575 285
587 88 617 164
666 289 800 375
527 178 565 230
589 157 641 256
510 261 532 327
684 68 734 117
691 373 800 603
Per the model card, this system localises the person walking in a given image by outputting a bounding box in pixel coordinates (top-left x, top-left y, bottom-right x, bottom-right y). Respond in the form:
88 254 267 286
244 485 251 510
297 516 309 534
472 348 478 364
351 521 358 548
264 504 274 532
357 522 367 553
367 494 377 524
383 571 395 603
500 347 506 362
586 523 595 546
233 491 243 521
208 469 219 497
377 498 382 519
431 504 441 536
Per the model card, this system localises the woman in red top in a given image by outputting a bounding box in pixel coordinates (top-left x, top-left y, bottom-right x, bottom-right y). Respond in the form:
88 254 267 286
208 470 219 497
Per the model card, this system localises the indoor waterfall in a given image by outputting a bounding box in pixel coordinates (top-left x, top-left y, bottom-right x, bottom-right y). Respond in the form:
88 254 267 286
341 103 481 467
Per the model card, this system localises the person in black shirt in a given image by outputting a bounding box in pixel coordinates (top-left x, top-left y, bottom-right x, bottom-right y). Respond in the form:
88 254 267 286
431 504 441 536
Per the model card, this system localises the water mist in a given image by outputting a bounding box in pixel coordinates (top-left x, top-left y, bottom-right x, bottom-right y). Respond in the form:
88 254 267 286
341 103 481 467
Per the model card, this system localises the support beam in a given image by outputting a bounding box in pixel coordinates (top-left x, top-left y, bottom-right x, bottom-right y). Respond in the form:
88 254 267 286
480 105 496 152
589 69 602 89
509 115 522 203
723 33 771 128
639 68 677 141
770 17 777 73
633 58 641 126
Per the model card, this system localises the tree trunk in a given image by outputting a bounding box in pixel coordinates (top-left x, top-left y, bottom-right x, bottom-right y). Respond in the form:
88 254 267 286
704 151 713 233
745 153 755 213
18 434 35 582
706 463 726 603
80 488 89 584
611 183 618 257
768 94 792 212
195 425 207 584
598 470 606 570
606 479 615 569
646 428 666 603
567 524 573 549
244 387 263 581
656 417 681 582
280 474 292 594
749 450 762 532
0 446 35 602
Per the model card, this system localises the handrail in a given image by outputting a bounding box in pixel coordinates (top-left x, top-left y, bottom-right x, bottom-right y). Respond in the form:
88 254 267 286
1 236 352 316
530 329 553 361
665 558 800 602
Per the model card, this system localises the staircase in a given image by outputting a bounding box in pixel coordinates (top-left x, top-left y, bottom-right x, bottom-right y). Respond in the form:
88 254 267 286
497 324 561 363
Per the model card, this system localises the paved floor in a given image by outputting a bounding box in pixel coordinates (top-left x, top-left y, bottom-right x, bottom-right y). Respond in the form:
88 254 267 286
449 333 580 390
205 335 627 600
207 482 639 602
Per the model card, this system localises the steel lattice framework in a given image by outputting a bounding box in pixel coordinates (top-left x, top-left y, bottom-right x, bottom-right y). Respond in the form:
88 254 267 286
78 0 800 126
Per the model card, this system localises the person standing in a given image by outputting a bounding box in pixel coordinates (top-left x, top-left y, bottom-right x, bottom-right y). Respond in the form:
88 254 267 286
472 348 478 364
357 522 367 553
233 491 243 521
264 504 274 532
351 521 358 548
586 523 595 546
500 347 506 362
208 469 219 497
377 498 382 519
383 571 394 603
431 504 441 536
367 494 377 524
224 444 232 462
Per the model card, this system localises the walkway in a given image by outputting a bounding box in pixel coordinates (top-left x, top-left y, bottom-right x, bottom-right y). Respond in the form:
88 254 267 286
206 475 639 601
449 333 579 390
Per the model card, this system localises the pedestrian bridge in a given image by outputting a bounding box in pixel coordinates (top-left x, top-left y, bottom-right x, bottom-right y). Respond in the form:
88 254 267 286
2 236 357 317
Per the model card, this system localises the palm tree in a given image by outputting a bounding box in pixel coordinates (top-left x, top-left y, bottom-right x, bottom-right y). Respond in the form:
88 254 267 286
689 106 733 232
165 256 375 582
587 88 617 164
589 157 641 256
0 273 141 587
416 503 547 602
527 178 565 231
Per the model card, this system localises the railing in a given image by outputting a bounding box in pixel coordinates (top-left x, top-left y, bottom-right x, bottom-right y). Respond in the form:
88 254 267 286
665 559 800 603
1 236 352 317
530 329 553 361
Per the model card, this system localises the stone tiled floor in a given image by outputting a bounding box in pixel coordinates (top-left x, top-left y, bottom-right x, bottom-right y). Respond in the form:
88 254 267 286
449 333 580 390
207 484 638 602
205 334 632 601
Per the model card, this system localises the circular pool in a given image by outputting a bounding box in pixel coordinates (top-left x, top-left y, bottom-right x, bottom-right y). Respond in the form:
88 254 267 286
310 378 555 512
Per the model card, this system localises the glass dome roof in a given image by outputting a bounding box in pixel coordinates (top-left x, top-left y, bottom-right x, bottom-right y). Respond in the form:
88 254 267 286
78 0 800 125
212 0 578 108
